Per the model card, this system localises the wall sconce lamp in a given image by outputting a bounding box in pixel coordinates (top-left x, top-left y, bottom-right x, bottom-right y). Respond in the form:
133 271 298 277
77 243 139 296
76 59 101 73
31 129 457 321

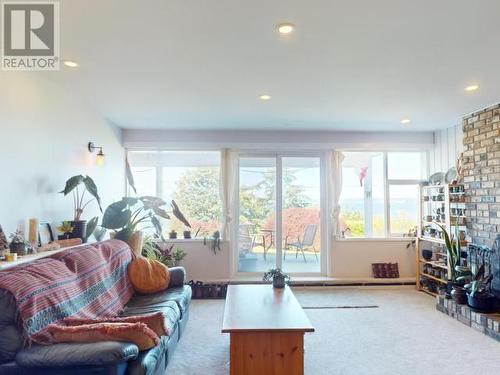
88 142 105 166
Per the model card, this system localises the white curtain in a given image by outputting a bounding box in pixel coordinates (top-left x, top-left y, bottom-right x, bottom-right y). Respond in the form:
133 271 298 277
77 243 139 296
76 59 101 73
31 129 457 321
329 150 345 238
220 149 239 241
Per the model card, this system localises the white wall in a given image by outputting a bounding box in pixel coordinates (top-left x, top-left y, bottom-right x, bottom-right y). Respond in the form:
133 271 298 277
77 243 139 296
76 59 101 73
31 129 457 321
169 239 415 281
0 74 125 236
330 240 415 279
429 124 463 175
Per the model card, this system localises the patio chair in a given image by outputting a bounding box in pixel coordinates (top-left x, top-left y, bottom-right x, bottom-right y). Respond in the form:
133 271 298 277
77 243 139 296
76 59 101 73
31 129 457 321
238 224 255 258
284 224 318 262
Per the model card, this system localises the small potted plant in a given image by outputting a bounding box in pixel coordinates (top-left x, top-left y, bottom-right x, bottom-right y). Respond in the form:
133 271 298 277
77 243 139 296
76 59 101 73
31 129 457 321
9 230 29 255
169 230 178 239
57 221 74 240
263 268 290 288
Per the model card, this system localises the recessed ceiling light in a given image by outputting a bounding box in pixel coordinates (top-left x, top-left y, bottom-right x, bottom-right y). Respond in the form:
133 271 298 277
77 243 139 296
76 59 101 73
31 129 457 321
401 118 411 124
63 60 79 68
260 94 271 100
277 23 295 35
465 84 479 92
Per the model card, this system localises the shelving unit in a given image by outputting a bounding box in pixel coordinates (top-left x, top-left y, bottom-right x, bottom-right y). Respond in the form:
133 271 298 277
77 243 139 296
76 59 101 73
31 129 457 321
416 183 467 296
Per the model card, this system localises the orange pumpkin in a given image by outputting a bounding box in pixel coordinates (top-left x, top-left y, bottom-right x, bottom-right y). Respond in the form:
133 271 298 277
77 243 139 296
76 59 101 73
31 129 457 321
128 256 170 294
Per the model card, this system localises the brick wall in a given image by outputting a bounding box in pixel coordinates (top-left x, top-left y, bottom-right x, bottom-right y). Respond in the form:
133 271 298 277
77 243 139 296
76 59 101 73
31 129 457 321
462 102 500 297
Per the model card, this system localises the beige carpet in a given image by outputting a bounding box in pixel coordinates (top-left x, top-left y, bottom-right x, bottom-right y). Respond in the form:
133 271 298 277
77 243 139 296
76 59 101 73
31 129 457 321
168 286 500 375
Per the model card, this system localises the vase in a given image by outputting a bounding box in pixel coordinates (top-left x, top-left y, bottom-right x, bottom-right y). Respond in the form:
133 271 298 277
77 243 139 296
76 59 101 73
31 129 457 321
69 220 87 242
273 275 286 288
451 286 467 305
128 231 144 257
9 242 26 256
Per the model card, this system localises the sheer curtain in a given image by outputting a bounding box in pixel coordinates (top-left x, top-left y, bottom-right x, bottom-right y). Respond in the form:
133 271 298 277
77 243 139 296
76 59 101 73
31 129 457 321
329 150 345 238
219 149 239 241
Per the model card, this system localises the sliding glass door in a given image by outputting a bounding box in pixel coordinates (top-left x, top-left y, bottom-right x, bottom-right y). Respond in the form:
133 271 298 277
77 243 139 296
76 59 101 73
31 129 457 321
237 154 324 274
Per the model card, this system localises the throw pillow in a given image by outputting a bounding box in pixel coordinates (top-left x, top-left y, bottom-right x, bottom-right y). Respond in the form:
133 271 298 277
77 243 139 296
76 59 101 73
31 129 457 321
47 322 160 351
128 257 170 294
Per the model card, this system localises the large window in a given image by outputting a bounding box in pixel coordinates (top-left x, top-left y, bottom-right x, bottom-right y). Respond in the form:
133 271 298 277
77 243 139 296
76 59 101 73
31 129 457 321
339 151 426 238
127 151 221 236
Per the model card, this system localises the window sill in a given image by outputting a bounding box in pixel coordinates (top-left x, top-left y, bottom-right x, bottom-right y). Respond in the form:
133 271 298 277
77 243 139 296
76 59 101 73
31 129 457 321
158 238 228 243
335 237 414 242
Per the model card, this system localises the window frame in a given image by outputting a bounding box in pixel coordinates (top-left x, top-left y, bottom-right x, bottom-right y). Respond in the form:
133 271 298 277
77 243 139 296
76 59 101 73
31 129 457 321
125 149 223 238
340 150 427 239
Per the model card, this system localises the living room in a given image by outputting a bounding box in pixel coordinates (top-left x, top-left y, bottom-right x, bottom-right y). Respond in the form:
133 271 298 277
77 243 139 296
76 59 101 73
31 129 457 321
1 1 499 374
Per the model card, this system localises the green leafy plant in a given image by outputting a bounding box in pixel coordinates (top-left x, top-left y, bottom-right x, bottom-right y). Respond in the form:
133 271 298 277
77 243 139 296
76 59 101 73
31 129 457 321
142 236 186 268
463 264 493 297
101 197 189 242
59 175 102 222
9 230 28 245
262 268 290 283
435 223 462 281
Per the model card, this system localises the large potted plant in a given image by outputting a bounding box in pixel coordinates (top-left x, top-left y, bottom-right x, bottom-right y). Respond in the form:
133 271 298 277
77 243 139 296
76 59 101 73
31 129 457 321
101 197 190 255
435 223 469 300
464 264 495 312
59 175 102 242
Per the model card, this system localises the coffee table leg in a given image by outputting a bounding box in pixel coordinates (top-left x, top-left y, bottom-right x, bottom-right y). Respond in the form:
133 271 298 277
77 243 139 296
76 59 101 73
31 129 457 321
230 331 304 375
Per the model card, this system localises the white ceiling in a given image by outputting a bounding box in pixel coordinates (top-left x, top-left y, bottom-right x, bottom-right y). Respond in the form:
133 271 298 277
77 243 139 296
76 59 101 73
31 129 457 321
44 0 500 131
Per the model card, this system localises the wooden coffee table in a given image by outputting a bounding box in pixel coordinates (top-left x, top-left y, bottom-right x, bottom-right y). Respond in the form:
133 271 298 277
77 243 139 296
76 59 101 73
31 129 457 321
221 285 314 375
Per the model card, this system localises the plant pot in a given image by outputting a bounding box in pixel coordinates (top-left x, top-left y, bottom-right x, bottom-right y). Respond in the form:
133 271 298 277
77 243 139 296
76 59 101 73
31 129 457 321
273 275 286 288
9 242 26 256
169 231 177 239
467 292 496 313
451 286 467 305
127 231 144 257
445 280 453 299
58 234 70 240
183 230 191 239
421 249 433 261
69 220 87 242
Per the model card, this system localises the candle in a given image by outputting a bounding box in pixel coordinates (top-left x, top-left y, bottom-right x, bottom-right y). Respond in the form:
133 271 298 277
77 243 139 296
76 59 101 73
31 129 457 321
28 218 39 245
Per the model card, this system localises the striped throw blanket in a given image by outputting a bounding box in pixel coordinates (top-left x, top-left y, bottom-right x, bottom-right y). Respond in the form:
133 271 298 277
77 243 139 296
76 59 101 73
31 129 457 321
0 239 134 344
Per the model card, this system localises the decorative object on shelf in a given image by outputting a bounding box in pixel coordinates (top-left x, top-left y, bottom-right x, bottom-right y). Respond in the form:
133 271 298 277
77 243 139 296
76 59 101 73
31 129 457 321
372 263 399 278
28 218 39 248
422 249 433 261
5 253 17 262
53 238 83 248
88 142 105 166
38 222 54 246
183 230 191 239
428 172 445 185
445 167 458 184
59 175 102 242
142 236 186 268
168 230 177 239
9 230 29 255
263 268 290 288
57 221 74 240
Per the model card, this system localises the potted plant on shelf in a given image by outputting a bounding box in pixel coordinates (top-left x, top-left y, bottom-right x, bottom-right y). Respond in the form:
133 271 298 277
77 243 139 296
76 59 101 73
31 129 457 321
463 264 495 312
263 268 290 288
101 197 189 255
170 200 192 239
8 230 29 255
59 175 102 242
